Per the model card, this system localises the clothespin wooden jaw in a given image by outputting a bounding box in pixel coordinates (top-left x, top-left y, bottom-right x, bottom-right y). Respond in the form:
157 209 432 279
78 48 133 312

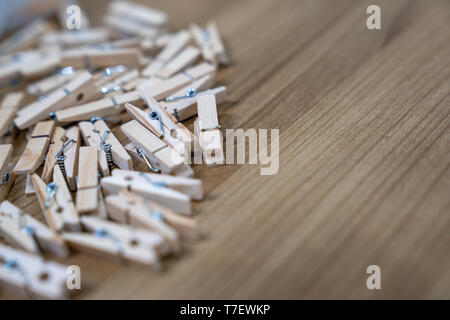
101 169 193 214
111 169 203 200
121 119 193 177
0 92 25 137
40 28 113 48
107 190 202 241
138 62 216 100
13 120 55 175
160 76 227 121
196 94 224 167
0 201 69 257
62 216 167 269
80 119 133 171
41 126 66 183
54 90 143 123
76 146 99 214
63 126 81 191
0 144 15 201
0 244 69 299
27 68 83 97
105 190 180 252
14 71 98 129
32 167 81 233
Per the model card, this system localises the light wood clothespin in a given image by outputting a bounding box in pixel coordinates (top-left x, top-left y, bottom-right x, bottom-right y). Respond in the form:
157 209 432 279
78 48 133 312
32 166 81 232
156 46 200 79
107 190 202 241
13 121 55 175
141 30 191 77
105 190 180 251
162 85 227 122
94 65 128 88
0 19 55 54
101 169 194 214
14 71 98 129
191 22 229 66
62 216 167 269
138 62 216 100
79 119 132 176
190 23 216 64
0 92 24 137
54 90 143 123
140 33 174 53
108 0 168 28
41 127 66 183
121 120 193 177
27 67 83 96
205 22 229 66
0 144 15 201
100 68 139 93
60 47 141 69
76 146 98 214
0 201 68 257
40 28 112 48
140 92 200 156
111 169 203 200
0 244 69 299
195 94 224 166
104 15 160 38
62 126 80 191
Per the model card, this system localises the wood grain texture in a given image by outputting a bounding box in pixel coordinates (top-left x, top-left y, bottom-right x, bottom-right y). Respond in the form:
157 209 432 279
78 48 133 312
1 0 449 299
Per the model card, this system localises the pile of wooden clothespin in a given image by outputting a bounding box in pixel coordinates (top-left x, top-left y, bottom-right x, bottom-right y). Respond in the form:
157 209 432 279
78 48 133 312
0 0 229 299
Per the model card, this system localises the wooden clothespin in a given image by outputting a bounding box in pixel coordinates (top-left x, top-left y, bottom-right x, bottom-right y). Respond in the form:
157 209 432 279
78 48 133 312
14 71 98 129
205 22 229 66
0 144 15 201
190 23 216 64
32 166 81 232
110 169 203 200
121 120 193 177
41 127 66 183
19 47 62 79
79 118 132 176
101 169 196 214
93 65 128 88
156 46 200 79
61 126 80 191
62 216 167 269
0 201 68 257
138 62 216 100
195 94 224 166
162 85 227 122
0 92 24 137
13 121 55 175
0 244 69 299
99 68 139 93
54 90 143 123
107 190 202 241
104 15 160 38
138 92 200 156
40 28 113 48
27 67 83 96
141 30 191 77
107 1 168 28
140 33 174 53
124 102 186 157
191 22 229 66
60 47 141 69
76 146 98 214
0 19 55 54
105 190 180 251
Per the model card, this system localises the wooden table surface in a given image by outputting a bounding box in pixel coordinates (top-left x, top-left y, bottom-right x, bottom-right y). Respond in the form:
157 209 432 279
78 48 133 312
1 0 449 299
